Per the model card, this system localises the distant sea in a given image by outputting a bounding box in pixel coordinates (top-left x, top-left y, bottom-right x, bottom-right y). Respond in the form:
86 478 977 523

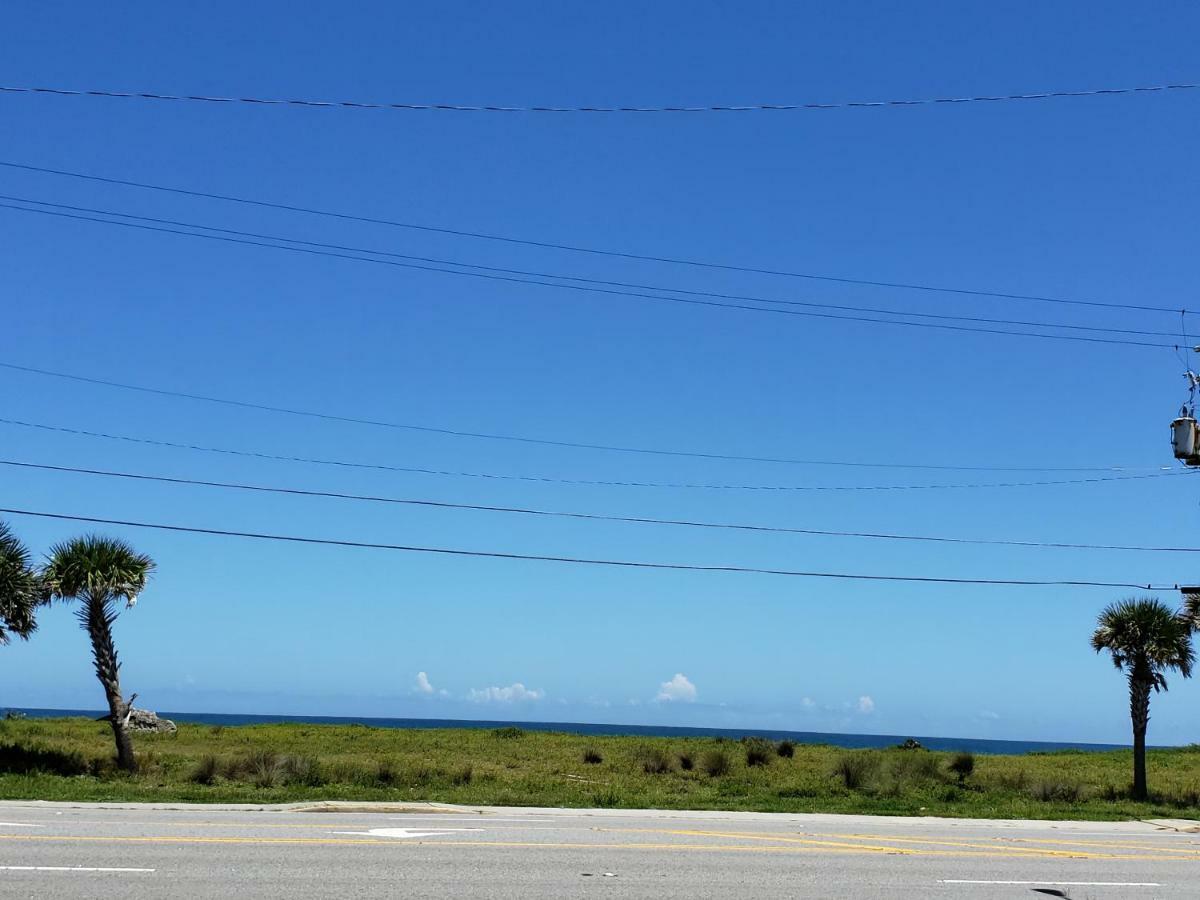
7 708 1129 756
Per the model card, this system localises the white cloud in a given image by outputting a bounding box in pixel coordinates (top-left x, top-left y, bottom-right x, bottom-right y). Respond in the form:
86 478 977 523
415 672 435 695
468 682 544 703
978 710 1000 721
857 695 875 714
801 697 816 710
656 673 698 703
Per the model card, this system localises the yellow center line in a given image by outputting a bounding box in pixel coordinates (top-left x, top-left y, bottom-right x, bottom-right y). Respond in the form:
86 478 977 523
812 831 1200 860
800 832 1127 859
0 831 1195 861
598 828 1199 862
999 836 1200 855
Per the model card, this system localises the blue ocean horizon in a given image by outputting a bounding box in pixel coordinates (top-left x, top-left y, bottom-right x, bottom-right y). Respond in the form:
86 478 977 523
8 708 1131 755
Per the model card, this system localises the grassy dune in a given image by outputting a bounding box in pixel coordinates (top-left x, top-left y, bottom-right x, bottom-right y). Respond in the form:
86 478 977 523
0 718 1197 820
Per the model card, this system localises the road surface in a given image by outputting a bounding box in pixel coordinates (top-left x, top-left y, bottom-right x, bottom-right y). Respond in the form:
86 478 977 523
0 801 1195 898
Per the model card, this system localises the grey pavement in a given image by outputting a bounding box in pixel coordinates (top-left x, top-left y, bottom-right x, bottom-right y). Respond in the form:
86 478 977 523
0 801 1195 898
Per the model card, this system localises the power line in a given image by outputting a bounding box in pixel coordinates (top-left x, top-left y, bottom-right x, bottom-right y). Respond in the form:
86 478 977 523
2 81 1195 113
6 458 1196 553
0 201 1179 349
0 506 1170 590
0 417 1184 493
0 194 1180 341
1 159 1188 315
0 365 1171 473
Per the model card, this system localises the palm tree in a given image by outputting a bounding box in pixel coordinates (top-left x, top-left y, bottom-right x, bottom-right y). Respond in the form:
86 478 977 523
0 520 42 645
42 536 154 772
1091 598 1194 801
1184 591 1200 633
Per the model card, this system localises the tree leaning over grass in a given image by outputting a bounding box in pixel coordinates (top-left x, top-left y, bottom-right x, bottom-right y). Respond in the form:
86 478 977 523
0 520 43 645
42 536 154 772
1091 598 1194 801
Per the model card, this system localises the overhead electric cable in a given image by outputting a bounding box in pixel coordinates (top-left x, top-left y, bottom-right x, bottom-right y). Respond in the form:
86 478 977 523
0 417 1183 492
0 194 1179 340
0 507 1171 590
1 81 1195 113
1 159 1187 315
0 201 1179 349
0 368 1168 473
6 458 1196 553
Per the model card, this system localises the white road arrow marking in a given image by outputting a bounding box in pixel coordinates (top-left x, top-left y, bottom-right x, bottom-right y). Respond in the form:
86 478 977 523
331 827 484 839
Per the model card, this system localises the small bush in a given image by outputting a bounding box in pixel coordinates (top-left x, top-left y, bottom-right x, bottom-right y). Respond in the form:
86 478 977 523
592 789 621 807
189 754 220 785
890 751 943 784
582 748 603 765
247 750 285 788
776 740 795 759
374 759 399 787
994 769 1029 792
831 752 878 790
700 749 731 777
1165 786 1200 809
678 752 694 771
0 743 90 776
948 752 975 784
640 748 672 774
281 755 324 787
744 738 773 767
491 726 524 739
1030 780 1084 803
451 764 473 786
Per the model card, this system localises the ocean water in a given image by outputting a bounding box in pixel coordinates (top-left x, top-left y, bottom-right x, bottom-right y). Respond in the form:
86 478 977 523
7 708 1129 755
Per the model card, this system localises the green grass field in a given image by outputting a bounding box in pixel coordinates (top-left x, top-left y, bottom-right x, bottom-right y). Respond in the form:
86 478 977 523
0 717 1197 821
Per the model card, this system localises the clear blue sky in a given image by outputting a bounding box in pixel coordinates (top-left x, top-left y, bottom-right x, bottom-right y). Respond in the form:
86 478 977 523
2 2 1199 744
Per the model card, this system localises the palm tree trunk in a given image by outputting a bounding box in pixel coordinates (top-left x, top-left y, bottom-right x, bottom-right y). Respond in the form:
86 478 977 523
1128 671 1151 801
84 593 137 773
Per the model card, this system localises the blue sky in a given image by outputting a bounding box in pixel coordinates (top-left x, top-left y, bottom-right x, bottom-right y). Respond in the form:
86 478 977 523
2 2 1199 744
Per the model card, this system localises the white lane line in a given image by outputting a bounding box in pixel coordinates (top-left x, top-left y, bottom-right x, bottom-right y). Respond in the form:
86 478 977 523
0 823 41 828
939 881 1162 887
0 866 155 873
332 827 485 839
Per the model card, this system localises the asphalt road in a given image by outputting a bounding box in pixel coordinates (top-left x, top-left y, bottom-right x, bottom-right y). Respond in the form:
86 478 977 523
0 802 1195 898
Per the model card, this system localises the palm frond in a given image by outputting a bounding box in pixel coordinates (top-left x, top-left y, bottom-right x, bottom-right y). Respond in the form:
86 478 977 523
1091 596 1195 688
0 520 41 643
42 535 155 606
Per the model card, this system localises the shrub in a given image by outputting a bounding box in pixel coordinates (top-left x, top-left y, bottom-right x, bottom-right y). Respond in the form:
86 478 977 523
678 752 694 771
1030 780 1084 803
744 738 773 767
281 755 324 787
896 738 924 751
994 769 1029 792
374 759 399 787
0 743 90 776
451 764 473 786
948 752 975 784
640 748 672 774
247 750 285 788
592 789 621 807
491 727 524 739
700 749 731 777
776 740 795 759
582 748 603 765
831 752 878 790
189 754 220 785
890 751 943 784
